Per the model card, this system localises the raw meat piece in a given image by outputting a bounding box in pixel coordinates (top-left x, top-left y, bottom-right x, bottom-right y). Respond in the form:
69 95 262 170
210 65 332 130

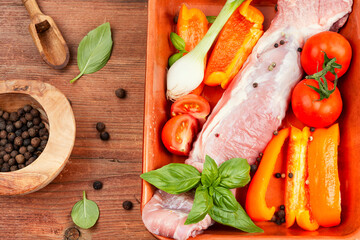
143 0 353 239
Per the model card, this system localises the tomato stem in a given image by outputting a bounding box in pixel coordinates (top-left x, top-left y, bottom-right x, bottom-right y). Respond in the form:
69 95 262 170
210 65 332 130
305 52 341 100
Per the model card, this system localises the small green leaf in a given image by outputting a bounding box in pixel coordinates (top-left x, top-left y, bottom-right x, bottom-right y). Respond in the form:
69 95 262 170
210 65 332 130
212 187 238 211
71 22 113 83
218 158 250 189
209 202 263 233
185 186 213 225
170 32 186 51
169 52 183 67
206 16 217 23
71 191 100 229
140 163 201 194
201 155 219 187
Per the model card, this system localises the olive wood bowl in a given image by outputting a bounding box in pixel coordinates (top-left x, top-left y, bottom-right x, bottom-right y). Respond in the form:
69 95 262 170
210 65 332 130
0 80 75 195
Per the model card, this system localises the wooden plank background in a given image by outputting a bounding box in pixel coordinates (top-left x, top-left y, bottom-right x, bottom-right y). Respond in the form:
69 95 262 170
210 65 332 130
0 0 154 239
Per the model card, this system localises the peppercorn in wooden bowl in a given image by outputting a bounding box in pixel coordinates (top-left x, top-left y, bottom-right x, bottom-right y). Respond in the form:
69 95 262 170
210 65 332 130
0 80 75 195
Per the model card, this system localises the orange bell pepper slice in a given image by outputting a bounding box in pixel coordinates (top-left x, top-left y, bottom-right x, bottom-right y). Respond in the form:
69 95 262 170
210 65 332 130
204 0 264 89
308 124 341 227
246 128 289 221
285 126 319 231
176 4 208 95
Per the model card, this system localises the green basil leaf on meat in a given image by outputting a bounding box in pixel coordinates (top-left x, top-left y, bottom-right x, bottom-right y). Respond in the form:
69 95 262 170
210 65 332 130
71 22 113 83
71 191 100 229
201 155 219 187
218 158 250 189
209 198 263 233
184 186 213 225
140 163 201 194
212 186 238 211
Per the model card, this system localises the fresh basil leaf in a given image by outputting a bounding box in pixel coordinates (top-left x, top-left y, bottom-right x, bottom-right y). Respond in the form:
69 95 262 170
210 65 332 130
212 187 238 211
169 52 183 67
170 32 186 51
219 158 250 189
209 202 263 233
140 163 201 194
71 22 113 83
71 191 100 229
206 16 217 23
185 186 213 225
201 155 219 187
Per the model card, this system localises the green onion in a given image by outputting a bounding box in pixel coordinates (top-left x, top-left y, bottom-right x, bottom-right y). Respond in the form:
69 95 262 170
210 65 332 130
166 0 245 101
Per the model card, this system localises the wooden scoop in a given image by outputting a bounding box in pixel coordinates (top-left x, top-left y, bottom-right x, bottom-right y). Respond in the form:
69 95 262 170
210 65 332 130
22 0 69 69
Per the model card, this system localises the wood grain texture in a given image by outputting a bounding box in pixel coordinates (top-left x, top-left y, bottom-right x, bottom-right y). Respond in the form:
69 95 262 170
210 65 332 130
0 0 153 239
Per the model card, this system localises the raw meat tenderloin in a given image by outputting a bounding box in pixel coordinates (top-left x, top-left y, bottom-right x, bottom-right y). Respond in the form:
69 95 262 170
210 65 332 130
143 0 353 239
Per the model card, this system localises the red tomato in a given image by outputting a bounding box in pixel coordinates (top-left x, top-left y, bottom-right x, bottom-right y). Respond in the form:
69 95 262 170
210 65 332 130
291 79 342 128
301 31 352 81
161 114 198 156
171 94 211 123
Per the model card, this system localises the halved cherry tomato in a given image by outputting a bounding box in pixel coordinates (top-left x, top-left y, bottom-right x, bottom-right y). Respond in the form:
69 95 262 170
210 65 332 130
291 79 342 128
161 114 198 156
301 31 352 81
171 94 211 123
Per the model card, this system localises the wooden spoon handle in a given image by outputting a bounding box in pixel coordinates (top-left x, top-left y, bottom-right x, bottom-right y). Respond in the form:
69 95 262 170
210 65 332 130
22 0 43 19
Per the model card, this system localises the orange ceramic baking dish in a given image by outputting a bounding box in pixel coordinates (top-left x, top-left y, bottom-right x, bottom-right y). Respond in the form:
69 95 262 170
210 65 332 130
141 0 360 239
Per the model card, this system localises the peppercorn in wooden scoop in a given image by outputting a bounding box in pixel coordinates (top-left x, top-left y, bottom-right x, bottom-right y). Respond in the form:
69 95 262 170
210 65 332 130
22 0 69 69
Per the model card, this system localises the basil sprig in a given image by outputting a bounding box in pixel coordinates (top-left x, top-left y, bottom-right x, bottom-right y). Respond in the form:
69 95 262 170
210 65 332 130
140 155 263 233
168 32 188 67
71 22 113 83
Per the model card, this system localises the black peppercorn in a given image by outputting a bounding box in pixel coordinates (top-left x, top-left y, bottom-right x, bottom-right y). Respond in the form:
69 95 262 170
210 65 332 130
9 112 19 122
0 121 5 130
1 163 9 172
31 137 41 148
288 172 294 178
30 109 39 117
275 218 282 225
25 113 33 121
275 173 281 178
273 130 279 136
32 117 41 126
100 132 110 141
271 214 277 222
115 88 127 99
7 133 16 142
280 205 285 210
280 40 285 45
215 133 219 137
27 145 35 153
10 165 18 171
17 108 25 116
259 152 263 157
20 117 27 124
173 15 178 24
280 218 285 223
274 43 279 48
4 144 13 153
15 154 25 164
23 139 31 146
253 82 258 88
22 131 29 139
310 127 315 132
8 158 16 166
3 154 10 162
93 181 103 190
297 47 302 52
122 201 133 210
14 136 23 146
24 152 31 160
2 112 9 120
23 105 32 113
96 122 106 132
0 130 6 139
5 124 14 133
256 157 261 162
277 210 285 219
250 164 257 172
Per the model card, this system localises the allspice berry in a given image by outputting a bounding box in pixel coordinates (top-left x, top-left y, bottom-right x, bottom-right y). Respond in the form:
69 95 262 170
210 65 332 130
14 136 23 146
9 112 19 122
15 154 25 164
115 88 126 99
100 132 110 141
25 113 33 121
30 109 39 117
28 128 38 137
31 137 41 148
96 122 106 132
122 201 133 210
23 105 32 113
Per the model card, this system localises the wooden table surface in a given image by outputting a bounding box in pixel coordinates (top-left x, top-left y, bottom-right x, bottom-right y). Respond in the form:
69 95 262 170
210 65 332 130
0 0 154 239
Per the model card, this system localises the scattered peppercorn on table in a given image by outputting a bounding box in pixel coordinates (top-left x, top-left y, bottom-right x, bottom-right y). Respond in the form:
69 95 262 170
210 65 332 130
0 0 152 239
